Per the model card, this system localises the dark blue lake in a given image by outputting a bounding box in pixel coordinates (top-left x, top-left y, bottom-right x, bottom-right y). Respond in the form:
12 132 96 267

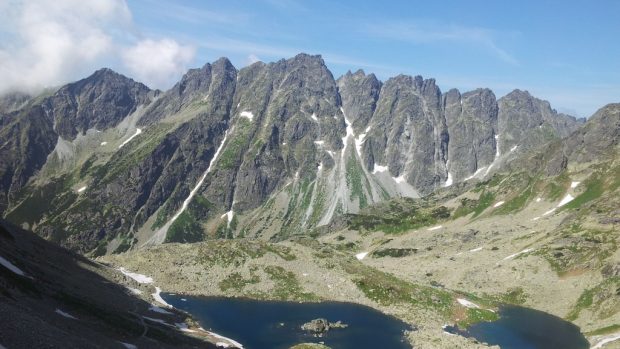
162 294 413 349
444 305 589 349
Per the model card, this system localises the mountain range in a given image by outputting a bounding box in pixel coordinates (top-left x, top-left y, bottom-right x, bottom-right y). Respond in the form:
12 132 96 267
0 53 587 255
1 53 619 349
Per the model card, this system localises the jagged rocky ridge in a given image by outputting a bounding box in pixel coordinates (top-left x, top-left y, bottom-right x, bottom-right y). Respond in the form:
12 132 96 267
0 53 585 253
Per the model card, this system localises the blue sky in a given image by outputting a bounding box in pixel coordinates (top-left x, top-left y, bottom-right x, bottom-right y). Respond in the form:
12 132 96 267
128 0 620 117
1 0 618 117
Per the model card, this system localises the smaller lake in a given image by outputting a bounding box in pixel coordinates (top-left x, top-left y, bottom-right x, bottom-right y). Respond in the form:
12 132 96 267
444 305 590 349
162 294 413 349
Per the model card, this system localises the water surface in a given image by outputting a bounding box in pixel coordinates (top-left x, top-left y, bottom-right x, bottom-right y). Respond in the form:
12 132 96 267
444 305 589 349
163 294 412 349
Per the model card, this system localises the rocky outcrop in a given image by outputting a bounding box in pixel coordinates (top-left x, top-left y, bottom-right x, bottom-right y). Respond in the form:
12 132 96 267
301 318 348 334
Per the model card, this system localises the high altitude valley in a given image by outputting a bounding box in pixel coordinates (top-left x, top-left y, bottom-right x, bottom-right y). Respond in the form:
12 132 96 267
1 53 619 349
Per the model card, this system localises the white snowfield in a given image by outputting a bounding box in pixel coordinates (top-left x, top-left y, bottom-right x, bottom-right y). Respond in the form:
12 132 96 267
532 192 575 221
118 128 142 149
493 201 505 208
503 248 533 261
100 141 108 146
444 172 453 187
0 255 29 277
152 287 172 307
221 210 234 224
354 129 369 157
310 113 318 122
464 167 486 181
77 186 87 193
427 225 443 231
571 181 580 188
206 329 244 349
240 111 254 121
149 305 172 314
457 298 480 309
127 287 142 295
143 316 169 325
55 309 77 319
494 135 500 157
592 332 620 349
118 342 137 349
469 247 483 252
119 342 138 349
340 108 355 159
355 252 369 260
372 164 388 174
313 140 325 145
175 322 196 333
558 194 574 207
118 267 153 284
392 175 406 184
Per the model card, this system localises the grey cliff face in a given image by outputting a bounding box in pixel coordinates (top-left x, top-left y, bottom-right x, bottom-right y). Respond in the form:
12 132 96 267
48 68 153 140
498 89 584 154
337 70 381 134
205 53 344 212
360 75 448 195
443 88 498 182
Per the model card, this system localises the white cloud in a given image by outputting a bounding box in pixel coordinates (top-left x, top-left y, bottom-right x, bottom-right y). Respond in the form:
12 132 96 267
0 0 195 94
364 21 519 65
122 39 195 88
246 54 261 65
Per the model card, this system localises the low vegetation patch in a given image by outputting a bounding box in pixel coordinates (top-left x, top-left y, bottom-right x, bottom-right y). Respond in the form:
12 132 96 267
347 199 450 234
219 271 260 292
262 266 318 301
343 261 453 317
567 277 620 321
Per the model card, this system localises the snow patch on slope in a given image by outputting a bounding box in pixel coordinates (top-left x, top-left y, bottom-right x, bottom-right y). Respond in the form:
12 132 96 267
355 252 368 260
557 194 574 207
340 107 355 159
118 128 142 149
444 172 453 187
55 309 77 319
152 286 172 308
503 248 533 261
372 164 388 174
393 175 406 184
464 167 486 181
240 111 254 121
457 298 480 309
0 256 28 277
150 129 231 245
118 267 153 284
